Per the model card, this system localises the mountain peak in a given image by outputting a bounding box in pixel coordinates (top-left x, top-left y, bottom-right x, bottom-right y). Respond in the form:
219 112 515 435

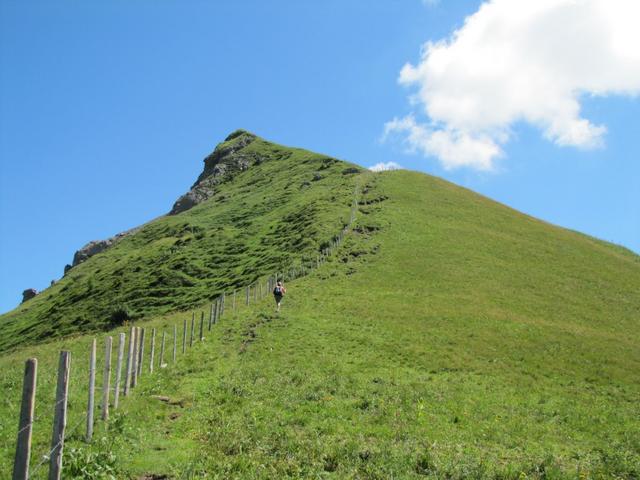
170 130 259 215
224 129 256 142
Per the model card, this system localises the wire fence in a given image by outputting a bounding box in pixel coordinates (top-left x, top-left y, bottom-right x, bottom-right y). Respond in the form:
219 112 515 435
9 180 364 479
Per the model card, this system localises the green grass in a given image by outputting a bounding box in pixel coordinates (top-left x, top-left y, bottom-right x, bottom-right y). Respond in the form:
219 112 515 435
1 140 639 478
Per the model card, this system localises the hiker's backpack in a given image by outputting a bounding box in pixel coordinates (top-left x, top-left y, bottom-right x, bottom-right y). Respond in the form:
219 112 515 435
274 286 283 295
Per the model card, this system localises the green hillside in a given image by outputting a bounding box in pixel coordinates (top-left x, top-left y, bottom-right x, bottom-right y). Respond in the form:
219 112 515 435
1 135 639 478
0 131 361 352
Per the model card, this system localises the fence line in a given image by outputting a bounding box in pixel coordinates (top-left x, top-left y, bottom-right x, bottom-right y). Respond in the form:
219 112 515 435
11 178 364 478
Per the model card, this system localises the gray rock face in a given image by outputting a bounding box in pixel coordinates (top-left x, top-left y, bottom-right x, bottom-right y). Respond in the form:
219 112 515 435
67 227 140 272
72 239 115 266
22 288 37 303
169 130 257 215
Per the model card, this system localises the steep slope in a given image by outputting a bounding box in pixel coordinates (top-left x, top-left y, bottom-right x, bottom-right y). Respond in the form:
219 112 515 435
0 131 361 352
1 139 638 477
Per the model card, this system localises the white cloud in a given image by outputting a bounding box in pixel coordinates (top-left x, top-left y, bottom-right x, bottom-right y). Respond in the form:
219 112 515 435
387 0 640 170
369 161 404 172
384 115 499 171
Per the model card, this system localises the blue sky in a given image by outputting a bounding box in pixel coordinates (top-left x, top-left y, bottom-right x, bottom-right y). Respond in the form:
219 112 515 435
1 0 638 313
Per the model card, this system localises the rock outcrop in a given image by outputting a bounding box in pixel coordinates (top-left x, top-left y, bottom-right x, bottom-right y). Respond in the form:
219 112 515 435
66 227 141 273
22 289 37 303
170 130 257 215
72 239 116 266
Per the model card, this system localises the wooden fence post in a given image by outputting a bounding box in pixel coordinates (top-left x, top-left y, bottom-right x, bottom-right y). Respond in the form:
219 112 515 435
173 325 177 363
189 313 195 348
246 286 250 305
199 312 204 341
114 333 125 409
254 283 258 302
136 327 145 379
86 338 96 443
102 336 112 421
12 358 37 480
131 327 139 388
48 351 70 480
221 293 225 315
209 302 214 331
159 331 166 367
217 298 222 323
124 327 135 396
149 328 156 374
182 319 187 354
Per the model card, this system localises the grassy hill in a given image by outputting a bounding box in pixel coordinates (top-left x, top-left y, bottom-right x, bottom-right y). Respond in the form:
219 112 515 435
0 131 361 352
1 135 639 478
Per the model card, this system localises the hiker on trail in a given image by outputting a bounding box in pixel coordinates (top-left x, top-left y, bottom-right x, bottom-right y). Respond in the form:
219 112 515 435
273 280 286 311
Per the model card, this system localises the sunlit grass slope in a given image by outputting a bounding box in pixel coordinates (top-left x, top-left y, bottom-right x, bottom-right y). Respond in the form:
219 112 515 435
109 170 638 478
0 132 361 352
1 154 638 478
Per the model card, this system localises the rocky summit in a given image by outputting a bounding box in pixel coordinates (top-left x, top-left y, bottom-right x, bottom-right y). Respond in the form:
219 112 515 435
170 130 257 215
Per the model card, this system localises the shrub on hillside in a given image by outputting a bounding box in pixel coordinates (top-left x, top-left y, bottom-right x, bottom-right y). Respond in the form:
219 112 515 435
107 305 131 327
